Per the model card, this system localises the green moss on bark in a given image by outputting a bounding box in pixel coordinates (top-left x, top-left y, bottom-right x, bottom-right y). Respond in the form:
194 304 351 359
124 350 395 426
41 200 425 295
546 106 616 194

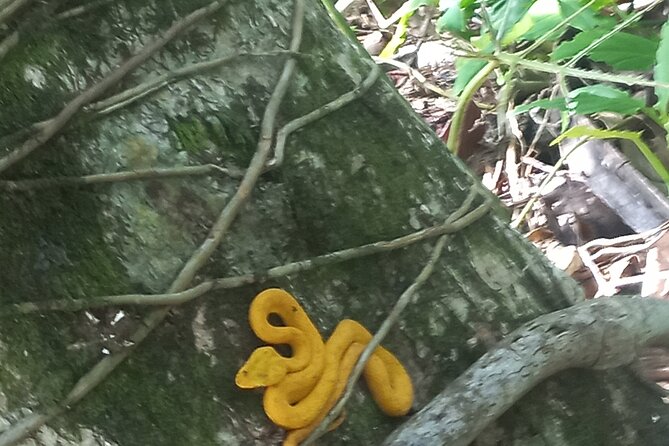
0 1 665 445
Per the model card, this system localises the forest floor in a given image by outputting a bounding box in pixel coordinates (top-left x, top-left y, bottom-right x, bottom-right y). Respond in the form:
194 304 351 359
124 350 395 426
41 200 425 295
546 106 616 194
339 0 669 388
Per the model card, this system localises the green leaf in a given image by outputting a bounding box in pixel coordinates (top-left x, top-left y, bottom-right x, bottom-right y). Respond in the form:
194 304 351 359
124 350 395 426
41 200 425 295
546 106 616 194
655 18 669 115
454 58 487 96
552 126 669 191
568 85 644 115
517 13 563 42
559 0 613 31
553 29 659 70
487 0 534 43
514 97 568 113
589 33 659 70
436 0 468 33
499 0 570 44
551 126 640 146
514 85 644 115
552 28 609 61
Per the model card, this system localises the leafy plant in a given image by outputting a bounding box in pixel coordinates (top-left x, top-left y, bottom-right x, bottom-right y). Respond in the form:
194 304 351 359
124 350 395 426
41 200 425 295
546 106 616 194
363 0 669 189
432 0 669 183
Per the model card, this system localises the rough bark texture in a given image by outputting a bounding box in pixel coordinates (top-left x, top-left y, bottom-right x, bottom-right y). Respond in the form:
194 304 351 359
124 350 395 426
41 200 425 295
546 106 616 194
0 1 668 445
384 296 669 446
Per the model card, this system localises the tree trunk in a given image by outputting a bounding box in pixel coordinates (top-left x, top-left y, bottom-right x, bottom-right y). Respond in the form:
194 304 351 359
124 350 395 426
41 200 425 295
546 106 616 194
0 1 667 445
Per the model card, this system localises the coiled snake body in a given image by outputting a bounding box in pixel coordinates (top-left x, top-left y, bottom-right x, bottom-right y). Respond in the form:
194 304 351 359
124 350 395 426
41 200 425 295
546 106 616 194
235 288 413 445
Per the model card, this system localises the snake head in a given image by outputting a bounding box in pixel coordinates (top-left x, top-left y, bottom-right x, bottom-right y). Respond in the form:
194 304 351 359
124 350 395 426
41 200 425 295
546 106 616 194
235 346 288 389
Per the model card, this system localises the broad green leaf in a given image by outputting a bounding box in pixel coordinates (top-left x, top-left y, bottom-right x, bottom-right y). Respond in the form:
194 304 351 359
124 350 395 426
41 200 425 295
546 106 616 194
487 0 534 43
498 0 554 45
470 33 498 54
436 0 467 33
379 12 409 58
553 29 658 70
514 86 644 115
559 0 613 31
517 12 563 42
551 28 609 61
655 18 669 115
589 33 659 70
500 0 602 44
568 85 644 115
514 97 568 113
552 127 640 146
454 58 487 96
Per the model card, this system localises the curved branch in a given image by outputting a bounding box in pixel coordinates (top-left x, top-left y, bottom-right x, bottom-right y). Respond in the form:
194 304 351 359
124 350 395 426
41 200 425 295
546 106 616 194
383 296 669 446
0 164 243 191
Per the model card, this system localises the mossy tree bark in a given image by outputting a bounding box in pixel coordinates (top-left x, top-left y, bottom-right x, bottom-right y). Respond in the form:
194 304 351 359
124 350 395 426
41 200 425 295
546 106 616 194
0 1 667 445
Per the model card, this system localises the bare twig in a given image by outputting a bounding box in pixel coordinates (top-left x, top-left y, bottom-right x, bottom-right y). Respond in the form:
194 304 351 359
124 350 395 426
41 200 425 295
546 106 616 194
364 0 412 29
4 282 217 314
372 56 455 99
0 0 114 63
55 0 114 20
0 30 18 60
0 0 228 174
2 194 493 314
303 189 492 445
89 50 295 115
0 164 243 192
520 156 553 173
0 0 31 27
527 84 561 155
0 0 306 443
268 63 382 167
511 136 590 228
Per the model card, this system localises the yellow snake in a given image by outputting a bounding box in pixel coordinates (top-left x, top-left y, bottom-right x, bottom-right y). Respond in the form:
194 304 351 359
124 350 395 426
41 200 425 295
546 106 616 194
235 288 413 445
